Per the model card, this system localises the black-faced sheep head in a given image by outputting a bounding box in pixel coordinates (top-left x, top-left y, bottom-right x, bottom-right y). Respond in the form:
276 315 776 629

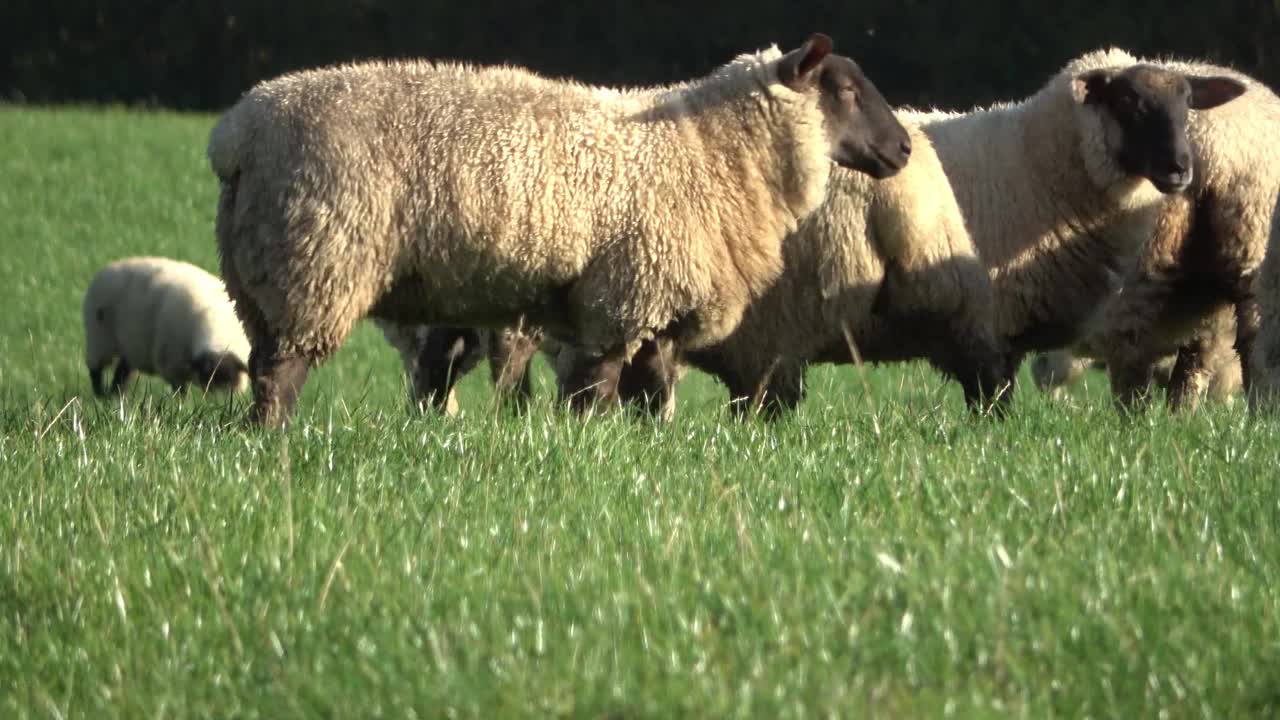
1072 64 1247 193
193 351 249 393
779 33 911 180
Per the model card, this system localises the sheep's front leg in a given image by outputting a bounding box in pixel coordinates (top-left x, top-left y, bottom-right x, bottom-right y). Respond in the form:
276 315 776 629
88 364 109 397
557 346 623 417
109 358 137 396
488 326 540 412
414 327 484 415
616 338 681 420
1234 296 1260 393
1090 271 1177 414
248 339 311 429
1165 343 1209 413
936 327 1013 417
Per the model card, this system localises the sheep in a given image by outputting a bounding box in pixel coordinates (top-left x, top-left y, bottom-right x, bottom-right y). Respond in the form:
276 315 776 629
413 48 1252 420
620 48 1249 417
1060 57 1279 412
209 34 912 428
1032 303 1243 407
82 256 250 397
1248 189 1280 410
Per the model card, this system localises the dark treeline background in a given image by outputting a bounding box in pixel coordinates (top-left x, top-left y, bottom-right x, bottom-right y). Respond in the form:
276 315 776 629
3 1 1278 113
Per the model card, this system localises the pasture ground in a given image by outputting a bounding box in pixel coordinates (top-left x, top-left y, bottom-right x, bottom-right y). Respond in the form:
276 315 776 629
1 107 1278 718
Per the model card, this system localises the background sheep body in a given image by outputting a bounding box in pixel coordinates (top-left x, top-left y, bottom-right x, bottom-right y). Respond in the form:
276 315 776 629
681 121 1002 412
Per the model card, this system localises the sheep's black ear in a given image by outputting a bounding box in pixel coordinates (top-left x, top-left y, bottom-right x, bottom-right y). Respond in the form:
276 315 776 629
779 33 833 90
1071 69 1111 105
1187 75 1247 110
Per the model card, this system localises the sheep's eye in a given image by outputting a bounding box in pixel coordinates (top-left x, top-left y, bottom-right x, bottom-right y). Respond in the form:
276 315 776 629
839 86 858 101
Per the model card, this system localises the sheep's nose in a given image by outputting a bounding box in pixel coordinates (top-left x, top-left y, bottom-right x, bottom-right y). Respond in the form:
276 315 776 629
1172 152 1190 174
899 138 913 158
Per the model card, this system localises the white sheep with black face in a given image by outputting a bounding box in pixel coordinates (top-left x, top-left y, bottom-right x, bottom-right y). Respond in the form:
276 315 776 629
681 48 1247 417
208 34 911 428
83 256 250 397
1060 55 1274 413
412 48 1252 421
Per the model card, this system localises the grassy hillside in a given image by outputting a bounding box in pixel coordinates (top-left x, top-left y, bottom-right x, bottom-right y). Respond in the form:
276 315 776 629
1 106 1278 719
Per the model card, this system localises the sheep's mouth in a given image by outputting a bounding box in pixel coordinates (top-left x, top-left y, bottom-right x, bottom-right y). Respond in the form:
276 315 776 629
839 146 907 179
872 146 910 175
1149 170 1193 194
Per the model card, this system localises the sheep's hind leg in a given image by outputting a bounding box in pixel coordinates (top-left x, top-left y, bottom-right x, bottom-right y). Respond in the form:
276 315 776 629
616 338 681 420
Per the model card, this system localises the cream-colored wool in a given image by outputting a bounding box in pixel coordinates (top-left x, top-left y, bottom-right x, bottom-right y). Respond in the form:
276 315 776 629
210 44 841 382
1072 56 1280 410
83 256 250 393
370 49 1191 419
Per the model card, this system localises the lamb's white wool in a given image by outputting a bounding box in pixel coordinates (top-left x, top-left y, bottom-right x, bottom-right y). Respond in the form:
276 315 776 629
83 256 250 395
676 48 1200 416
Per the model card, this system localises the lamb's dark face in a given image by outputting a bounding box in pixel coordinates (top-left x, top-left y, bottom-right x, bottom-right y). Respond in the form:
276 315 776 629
779 34 911 179
192 352 250 393
1073 64 1247 193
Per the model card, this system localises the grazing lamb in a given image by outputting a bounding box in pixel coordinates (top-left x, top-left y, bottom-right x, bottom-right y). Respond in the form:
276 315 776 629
82 256 250 396
595 48 1248 417
210 34 912 427
1062 57 1279 412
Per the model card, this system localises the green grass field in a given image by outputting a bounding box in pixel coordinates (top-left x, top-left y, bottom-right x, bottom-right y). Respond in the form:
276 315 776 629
2 105 1279 719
